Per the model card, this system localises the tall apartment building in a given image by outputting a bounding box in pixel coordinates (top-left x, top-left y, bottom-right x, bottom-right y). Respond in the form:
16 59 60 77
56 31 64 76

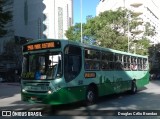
0 0 14 53
0 0 73 54
96 0 160 45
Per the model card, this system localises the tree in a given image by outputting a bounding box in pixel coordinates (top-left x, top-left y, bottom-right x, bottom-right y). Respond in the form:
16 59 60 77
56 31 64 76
65 8 156 55
65 23 83 41
92 8 129 51
127 10 156 54
148 43 160 71
0 0 12 37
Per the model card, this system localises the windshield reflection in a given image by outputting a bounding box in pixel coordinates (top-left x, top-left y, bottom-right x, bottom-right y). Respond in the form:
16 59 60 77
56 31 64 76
22 52 62 80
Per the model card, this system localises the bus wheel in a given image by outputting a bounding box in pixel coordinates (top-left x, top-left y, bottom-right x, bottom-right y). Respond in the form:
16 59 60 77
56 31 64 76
130 81 137 94
86 86 97 105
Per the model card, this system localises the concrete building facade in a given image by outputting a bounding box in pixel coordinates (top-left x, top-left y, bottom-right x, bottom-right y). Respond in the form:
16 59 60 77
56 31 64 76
96 0 160 45
0 0 14 53
0 0 73 54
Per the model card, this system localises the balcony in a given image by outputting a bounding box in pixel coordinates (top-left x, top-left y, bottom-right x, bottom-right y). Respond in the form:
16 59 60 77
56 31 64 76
131 29 144 35
131 30 143 35
131 25 144 35
132 18 143 25
132 12 143 17
130 3 143 8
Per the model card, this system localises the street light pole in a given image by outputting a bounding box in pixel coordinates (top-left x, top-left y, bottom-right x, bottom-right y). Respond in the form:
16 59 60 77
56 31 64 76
134 43 136 54
128 20 130 53
80 0 83 43
127 12 130 53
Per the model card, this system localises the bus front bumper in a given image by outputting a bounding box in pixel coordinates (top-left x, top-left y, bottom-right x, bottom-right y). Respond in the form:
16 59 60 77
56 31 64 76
21 91 67 105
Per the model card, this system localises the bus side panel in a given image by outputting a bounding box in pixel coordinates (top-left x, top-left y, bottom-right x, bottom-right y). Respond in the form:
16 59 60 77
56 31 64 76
98 71 132 96
98 82 115 96
64 86 87 103
114 71 132 93
98 72 115 96
136 71 150 88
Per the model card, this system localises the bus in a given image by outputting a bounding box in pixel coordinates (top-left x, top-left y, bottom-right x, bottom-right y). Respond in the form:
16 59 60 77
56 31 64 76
21 39 149 105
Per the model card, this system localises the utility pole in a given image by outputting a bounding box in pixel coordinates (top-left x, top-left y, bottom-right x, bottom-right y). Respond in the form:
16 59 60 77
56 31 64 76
128 13 130 53
80 0 83 43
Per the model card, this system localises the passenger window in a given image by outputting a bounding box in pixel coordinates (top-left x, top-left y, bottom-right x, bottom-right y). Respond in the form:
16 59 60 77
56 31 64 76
143 58 147 70
131 57 137 70
123 55 130 70
101 52 114 70
84 49 100 71
137 58 142 70
115 54 123 70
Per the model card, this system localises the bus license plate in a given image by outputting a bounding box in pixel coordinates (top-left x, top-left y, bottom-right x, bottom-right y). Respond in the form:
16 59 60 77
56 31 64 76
31 97 37 100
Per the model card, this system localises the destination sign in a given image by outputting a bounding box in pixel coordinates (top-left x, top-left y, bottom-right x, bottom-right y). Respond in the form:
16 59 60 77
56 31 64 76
23 41 61 52
85 72 96 78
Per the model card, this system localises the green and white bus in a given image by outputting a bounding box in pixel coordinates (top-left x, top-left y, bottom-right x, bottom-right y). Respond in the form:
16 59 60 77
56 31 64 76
21 39 149 105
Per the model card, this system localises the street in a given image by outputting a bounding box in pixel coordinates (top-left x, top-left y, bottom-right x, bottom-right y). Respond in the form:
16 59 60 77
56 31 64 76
0 80 160 118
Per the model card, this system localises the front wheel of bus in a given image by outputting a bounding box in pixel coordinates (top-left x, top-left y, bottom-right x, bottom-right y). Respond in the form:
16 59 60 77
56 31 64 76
86 87 97 105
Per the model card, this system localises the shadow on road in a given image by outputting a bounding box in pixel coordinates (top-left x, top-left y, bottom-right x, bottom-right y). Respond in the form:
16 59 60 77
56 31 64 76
0 83 20 99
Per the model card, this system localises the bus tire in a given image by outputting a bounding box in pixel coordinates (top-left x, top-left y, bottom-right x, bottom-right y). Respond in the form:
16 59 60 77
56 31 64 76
130 81 137 94
86 86 97 105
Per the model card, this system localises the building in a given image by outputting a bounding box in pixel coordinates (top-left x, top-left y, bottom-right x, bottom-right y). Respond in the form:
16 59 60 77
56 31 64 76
96 0 160 45
14 0 73 40
0 0 73 54
0 0 14 54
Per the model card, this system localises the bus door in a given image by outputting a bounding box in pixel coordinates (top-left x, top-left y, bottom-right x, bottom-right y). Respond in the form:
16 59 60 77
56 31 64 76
63 45 84 101
64 45 82 83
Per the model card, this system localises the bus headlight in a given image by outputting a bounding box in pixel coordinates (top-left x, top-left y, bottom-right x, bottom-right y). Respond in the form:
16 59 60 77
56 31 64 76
22 89 26 92
48 90 52 94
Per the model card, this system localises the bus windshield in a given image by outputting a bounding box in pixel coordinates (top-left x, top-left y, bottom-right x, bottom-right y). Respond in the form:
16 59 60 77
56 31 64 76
22 52 62 80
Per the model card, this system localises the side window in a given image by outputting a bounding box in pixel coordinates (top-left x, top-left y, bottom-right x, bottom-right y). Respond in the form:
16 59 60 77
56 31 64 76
137 58 142 70
143 58 147 70
115 54 123 70
101 51 114 70
131 57 137 70
64 45 82 82
84 49 100 71
123 55 130 70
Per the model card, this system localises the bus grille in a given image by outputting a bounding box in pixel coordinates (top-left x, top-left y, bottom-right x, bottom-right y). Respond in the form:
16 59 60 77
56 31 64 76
22 81 50 94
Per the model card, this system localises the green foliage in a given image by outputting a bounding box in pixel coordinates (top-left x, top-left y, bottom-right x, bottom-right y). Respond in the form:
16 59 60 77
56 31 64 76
65 23 83 42
0 0 12 37
144 22 156 36
65 8 155 55
130 38 150 55
148 43 160 70
148 44 160 59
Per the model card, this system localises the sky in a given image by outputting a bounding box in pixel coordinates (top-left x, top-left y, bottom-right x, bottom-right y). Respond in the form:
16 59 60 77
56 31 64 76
73 0 99 24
